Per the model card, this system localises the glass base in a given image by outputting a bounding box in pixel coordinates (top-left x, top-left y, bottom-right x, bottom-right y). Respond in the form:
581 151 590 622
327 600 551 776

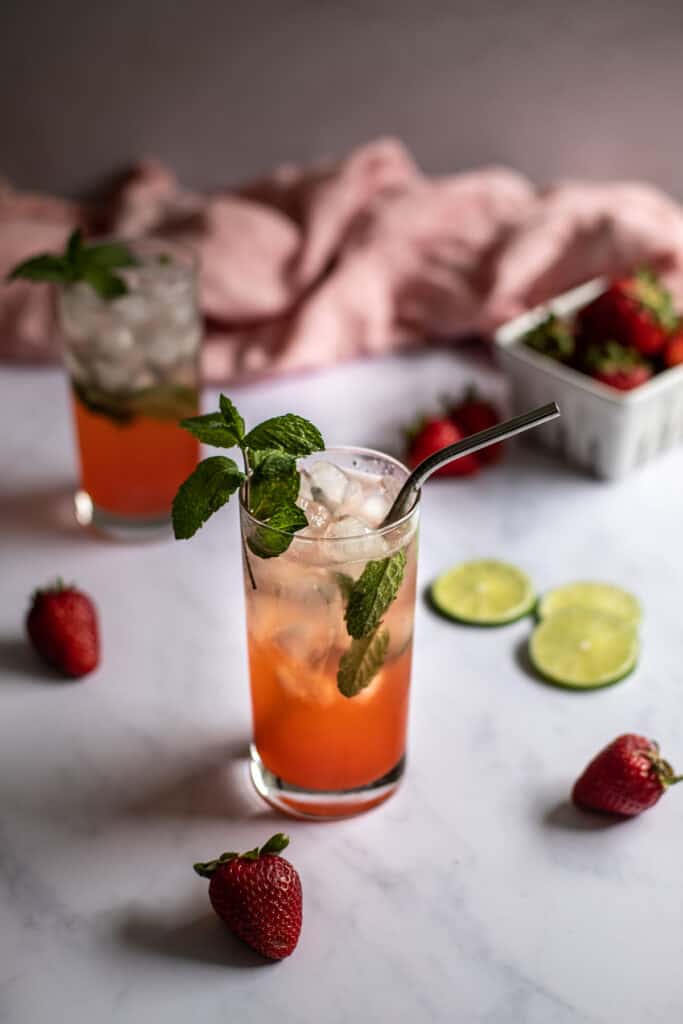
74 490 172 542
249 743 405 820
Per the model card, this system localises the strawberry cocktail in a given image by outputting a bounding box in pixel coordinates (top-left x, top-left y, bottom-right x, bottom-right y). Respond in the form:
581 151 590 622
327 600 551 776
172 400 420 819
10 232 201 538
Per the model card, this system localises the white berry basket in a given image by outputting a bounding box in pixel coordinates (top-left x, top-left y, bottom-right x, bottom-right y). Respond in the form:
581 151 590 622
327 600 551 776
494 278 683 479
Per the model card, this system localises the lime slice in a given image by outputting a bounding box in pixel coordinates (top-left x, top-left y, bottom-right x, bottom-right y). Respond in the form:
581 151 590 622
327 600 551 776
529 608 639 689
430 559 536 625
538 582 641 627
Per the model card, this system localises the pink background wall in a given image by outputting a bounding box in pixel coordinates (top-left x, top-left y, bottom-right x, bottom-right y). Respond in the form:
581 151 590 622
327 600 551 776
2 0 682 198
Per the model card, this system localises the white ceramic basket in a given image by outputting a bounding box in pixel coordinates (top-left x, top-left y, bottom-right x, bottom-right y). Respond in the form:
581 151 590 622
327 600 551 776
494 279 683 479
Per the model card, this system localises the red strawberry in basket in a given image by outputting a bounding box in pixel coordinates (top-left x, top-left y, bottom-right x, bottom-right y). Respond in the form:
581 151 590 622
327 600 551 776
578 269 677 357
194 833 302 959
663 327 683 368
26 579 99 678
450 387 503 464
573 734 682 816
585 341 653 391
407 417 479 477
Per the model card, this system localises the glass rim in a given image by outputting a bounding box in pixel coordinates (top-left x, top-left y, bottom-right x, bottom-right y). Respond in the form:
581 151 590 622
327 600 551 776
239 444 419 543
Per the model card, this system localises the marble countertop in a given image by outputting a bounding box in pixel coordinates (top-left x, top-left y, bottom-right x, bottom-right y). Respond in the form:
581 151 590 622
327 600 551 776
2 351 683 1024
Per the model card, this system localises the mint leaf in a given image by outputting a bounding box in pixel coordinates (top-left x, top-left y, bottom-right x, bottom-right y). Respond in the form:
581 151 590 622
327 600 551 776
345 551 407 639
7 253 68 284
337 628 390 697
336 573 355 605
247 503 308 559
86 241 138 270
219 394 245 443
243 414 324 457
249 450 299 520
83 265 128 299
6 228 136 299
180 412 243 448
172 456 245 539
66 228 84 277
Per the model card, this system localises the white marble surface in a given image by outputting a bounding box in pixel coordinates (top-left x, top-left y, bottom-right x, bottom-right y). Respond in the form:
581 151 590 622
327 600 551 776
2 351 683 1024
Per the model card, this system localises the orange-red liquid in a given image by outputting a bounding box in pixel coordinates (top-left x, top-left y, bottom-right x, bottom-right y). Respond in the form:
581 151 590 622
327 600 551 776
248 636 412 792
72 393 199 518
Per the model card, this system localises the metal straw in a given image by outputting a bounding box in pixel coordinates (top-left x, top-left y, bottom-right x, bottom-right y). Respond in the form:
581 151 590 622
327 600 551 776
382 401 561 526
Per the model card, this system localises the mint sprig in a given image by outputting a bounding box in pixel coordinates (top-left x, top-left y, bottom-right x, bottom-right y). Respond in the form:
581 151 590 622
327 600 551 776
7 229 137 299
336 550 407 697
243 415 325 457
337 628 390 697
344 551 407 639
172 456 245 539
172 394 325 556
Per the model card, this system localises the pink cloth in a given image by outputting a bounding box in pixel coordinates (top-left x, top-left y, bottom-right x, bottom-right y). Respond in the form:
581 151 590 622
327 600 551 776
4 138 683 381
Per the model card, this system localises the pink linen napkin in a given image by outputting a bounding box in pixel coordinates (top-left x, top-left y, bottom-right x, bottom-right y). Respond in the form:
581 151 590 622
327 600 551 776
3 139 683 381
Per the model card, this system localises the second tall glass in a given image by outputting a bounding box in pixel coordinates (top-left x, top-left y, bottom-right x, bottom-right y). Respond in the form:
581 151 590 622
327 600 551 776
57 238 201 539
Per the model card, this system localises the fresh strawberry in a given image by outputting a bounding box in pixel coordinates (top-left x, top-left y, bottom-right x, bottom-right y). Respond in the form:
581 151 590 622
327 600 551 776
572 734 682 817
450 387 503 464
578 269 677 356
663 328 683 368
194 833 302 960
407 417 479 477
585 341 653 391
26 579 99 678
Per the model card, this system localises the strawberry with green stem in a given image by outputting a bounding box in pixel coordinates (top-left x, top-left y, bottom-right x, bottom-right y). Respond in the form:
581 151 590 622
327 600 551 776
578 268 678 357
194 833 302 959
584 340 653 391
572 734 682 816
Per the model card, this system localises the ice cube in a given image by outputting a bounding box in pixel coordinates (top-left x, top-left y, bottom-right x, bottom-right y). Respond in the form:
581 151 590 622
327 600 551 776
326 516 371 540
115 294 150 327
324 516 388 563
297 469 313 504
274 621 333 667
94 324 136 358
92 356 140 392
144 326 182 369
357 492 391 528
308 461 349 511
273 621 336 705
298 499 330 534
59 283 107 341
175 321 202 358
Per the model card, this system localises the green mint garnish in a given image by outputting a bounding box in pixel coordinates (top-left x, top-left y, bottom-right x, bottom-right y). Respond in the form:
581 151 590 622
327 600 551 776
247 503 309 559
337 628 390 698
344 551 407 639
172 456 245 539
243 415 325 457
172 394 325 555
7 229 137 300
179 412 243 448
336 551 407 696
248 450 300 520
219 394 246 443
335 573 356 605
